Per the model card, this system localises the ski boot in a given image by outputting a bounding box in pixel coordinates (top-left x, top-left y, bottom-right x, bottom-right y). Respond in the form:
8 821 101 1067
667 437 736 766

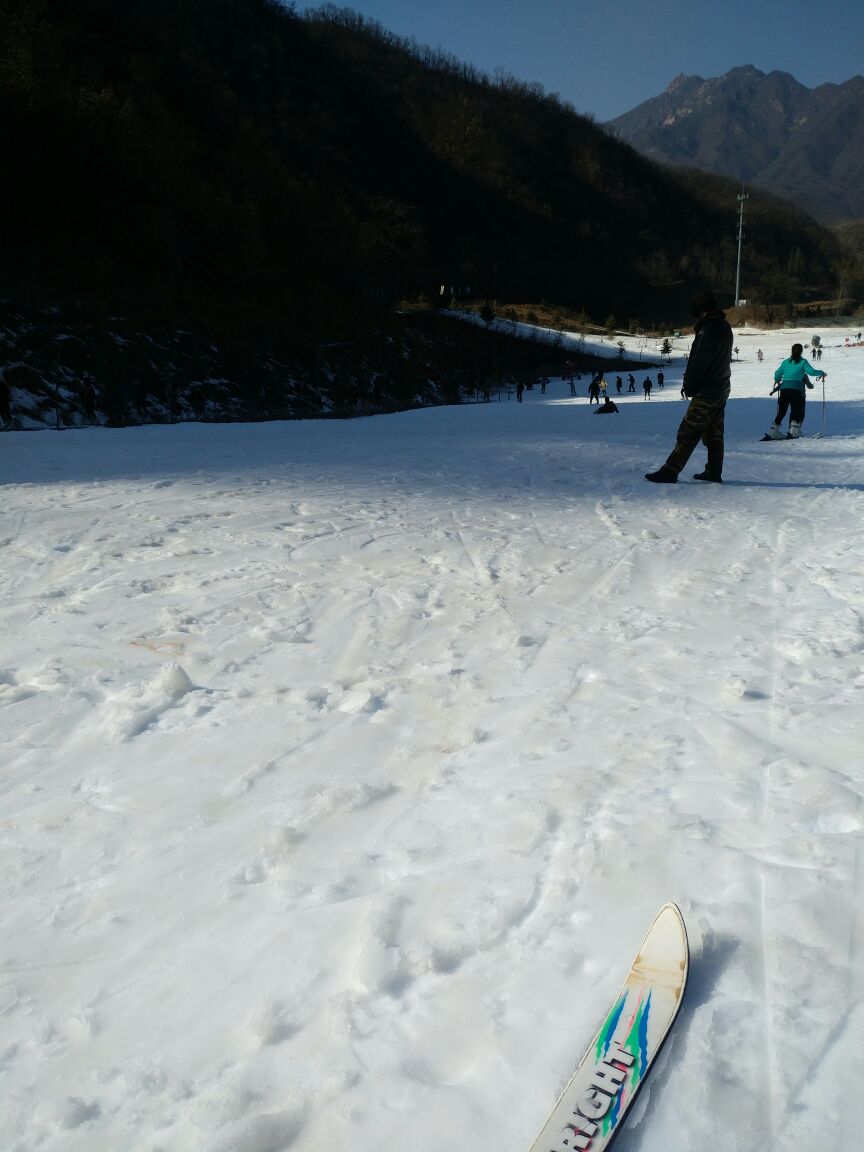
644 466 678 483
788 421 801 439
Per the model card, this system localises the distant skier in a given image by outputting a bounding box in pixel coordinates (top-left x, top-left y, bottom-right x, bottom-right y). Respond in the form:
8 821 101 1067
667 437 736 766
516 380 524 402
645 292 733 484
594 397 619 414
763 343 826 440
657 370 665 389
627 373 636 393
615 375 623 394
757 348 764 362
588 378 601 405
81 380 97 424
642 376 652 399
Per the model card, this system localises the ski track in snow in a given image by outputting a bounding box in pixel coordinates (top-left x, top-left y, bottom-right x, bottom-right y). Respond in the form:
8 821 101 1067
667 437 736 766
1 326 863 1151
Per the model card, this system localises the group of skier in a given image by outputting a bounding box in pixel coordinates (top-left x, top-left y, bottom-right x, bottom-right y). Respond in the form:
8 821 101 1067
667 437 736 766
586 371 665 404
645 292 828 484
516 300 834 483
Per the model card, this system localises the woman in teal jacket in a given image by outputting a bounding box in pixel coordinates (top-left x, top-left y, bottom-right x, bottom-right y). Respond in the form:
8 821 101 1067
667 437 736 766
763 342 826 439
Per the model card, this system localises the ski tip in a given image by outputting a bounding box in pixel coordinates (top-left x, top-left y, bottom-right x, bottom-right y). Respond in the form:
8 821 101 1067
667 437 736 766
667 900 688 937
657 900 687 931
660 899 686 923
652 903 690 974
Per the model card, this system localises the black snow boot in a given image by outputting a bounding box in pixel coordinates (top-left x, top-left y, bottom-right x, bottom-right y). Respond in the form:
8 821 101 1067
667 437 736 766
644 466 678 484
693 470 722 483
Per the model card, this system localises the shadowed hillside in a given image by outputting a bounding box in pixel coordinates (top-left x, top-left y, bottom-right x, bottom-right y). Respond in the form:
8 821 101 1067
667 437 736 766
0 0 854 415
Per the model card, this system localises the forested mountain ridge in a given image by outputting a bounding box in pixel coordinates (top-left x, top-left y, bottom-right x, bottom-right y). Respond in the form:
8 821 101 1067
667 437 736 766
0 2 852 361
607 66 864 225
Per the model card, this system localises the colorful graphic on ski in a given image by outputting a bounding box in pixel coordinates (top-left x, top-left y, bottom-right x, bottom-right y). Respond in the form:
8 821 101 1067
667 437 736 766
528 902 689 1152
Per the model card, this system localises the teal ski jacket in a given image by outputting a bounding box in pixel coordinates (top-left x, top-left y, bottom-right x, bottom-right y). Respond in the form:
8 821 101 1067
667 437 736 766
774 357 825 391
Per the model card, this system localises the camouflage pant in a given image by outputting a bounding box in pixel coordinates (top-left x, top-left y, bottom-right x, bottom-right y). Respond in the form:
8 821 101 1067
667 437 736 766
665 385 730 476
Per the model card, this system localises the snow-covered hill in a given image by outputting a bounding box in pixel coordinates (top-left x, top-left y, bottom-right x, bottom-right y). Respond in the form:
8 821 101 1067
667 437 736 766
2 324 863 1151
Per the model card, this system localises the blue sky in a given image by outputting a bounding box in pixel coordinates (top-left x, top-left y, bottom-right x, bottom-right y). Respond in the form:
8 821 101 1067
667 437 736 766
296 0 864 121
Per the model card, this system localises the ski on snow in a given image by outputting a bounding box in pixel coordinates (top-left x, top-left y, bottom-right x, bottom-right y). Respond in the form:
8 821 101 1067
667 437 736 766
527 903 689 1152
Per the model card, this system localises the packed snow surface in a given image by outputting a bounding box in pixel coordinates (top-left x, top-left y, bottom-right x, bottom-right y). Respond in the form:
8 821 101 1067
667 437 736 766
1 325 863 1152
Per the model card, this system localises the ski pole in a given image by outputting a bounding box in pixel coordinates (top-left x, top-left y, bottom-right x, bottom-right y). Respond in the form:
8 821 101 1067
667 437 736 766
821 375 826 437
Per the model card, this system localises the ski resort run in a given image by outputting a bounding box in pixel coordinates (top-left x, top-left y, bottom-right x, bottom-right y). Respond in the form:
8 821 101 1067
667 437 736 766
1 322 863 1152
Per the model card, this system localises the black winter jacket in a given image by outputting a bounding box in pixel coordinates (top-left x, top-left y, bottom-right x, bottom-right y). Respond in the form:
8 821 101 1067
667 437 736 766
682 311 733 397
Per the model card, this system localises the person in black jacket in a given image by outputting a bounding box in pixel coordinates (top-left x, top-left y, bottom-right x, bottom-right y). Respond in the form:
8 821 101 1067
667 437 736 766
645 293 733 483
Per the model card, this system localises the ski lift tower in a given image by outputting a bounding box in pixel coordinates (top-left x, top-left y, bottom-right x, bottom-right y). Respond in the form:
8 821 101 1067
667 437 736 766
735 189 749 307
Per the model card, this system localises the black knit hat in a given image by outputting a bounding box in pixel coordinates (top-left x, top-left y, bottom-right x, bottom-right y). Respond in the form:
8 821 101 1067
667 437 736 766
691 292 718 316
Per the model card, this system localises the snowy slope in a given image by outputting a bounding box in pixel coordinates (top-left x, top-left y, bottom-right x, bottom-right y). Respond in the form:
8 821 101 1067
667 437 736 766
1 325 863 1152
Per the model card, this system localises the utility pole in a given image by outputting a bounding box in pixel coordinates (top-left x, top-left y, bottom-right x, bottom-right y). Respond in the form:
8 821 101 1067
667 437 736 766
735 189 749 308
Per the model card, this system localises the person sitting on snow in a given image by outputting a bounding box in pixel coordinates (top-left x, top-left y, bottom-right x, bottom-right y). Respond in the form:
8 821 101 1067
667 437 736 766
595 397 619 414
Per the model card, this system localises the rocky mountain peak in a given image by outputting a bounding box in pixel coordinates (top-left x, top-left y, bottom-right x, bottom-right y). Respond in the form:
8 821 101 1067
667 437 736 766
607 67 864 223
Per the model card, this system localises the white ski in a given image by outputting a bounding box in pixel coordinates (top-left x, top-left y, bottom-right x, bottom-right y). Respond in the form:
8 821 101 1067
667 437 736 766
528 903 689 1152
